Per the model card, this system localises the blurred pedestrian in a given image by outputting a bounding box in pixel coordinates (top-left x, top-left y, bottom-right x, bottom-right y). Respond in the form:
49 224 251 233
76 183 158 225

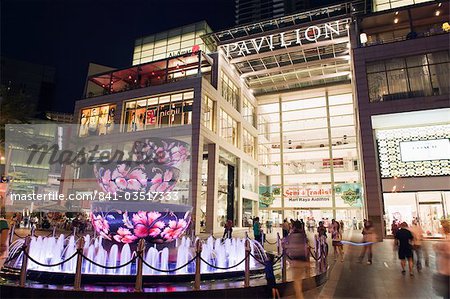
282 219 290 238
266 220 273 234
352 217 357 230
223 219 233 240
265 254 280 299
395 222 414 276
317 221 327 239
358 220 376 265
283 220 309 299
433 222 450 298
339 220 344 233
331 221 344 262
410 219 425 271
253 217 262 244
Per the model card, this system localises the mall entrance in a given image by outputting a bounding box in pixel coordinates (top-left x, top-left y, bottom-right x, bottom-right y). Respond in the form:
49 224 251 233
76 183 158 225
383 191 450 237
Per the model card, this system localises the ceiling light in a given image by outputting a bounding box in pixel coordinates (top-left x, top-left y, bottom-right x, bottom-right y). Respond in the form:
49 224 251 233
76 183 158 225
394 18 399 24
438 3 442 7
395 11 399 15
435 10 441 16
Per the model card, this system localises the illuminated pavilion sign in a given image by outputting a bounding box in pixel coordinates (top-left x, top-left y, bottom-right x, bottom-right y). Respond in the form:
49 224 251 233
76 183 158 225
222 20 343 58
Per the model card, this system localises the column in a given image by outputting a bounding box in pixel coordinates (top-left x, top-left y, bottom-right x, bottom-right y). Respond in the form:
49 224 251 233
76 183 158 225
206 143 219 234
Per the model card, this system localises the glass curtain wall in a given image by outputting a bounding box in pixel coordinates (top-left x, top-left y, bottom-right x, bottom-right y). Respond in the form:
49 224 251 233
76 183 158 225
258 91 363 226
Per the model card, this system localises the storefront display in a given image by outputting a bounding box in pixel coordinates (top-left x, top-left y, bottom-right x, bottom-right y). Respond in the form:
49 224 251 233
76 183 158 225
79 104 116 137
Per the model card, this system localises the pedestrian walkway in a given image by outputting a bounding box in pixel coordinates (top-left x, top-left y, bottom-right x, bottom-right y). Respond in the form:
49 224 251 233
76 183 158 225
310 229 441 299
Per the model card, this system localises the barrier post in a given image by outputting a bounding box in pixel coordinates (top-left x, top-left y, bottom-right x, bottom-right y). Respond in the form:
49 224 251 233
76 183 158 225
19 236 31 287
8 224 15 244
276 232 281 256
52 226 56 237
73 227 77 237
134 239 145 292
194 239 202 290
73 237 85 291
281 249 287 283
244 239 250 287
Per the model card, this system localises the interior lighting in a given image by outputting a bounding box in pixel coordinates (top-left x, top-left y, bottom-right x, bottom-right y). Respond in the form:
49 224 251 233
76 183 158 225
395 11 399 15
438 3 442 7
394 18 399 24
359 33 368 44
435 10 441 16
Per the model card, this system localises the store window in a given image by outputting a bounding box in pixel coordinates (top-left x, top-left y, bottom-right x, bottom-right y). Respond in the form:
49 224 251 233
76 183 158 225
243 97 256 127
367 51 450 102
203 95 215 132
373 0 433 12
123 90 194 132
243 129 255 158
219 109 238 146
220 71 240 111
79 104 116 137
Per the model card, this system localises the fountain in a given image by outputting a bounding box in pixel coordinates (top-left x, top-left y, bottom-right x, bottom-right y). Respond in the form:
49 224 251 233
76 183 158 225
1 233 266 283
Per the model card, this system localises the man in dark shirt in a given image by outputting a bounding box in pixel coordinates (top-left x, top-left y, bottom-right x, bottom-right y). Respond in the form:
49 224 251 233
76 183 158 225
395 222 414 276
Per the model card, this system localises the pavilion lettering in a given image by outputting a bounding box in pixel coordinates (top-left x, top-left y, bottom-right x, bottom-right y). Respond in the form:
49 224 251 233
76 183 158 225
223 20 342 58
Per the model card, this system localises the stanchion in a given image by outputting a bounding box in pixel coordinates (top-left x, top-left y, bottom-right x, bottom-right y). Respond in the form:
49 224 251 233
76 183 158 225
73 237 85 291
30 226 35 237
52 226 56 237
73 227 77 237
281 250 287 283
244 239 250 287
276 232 281 256
19 236 31 287
194 239 202 290
8 225 15 244
134 239 145 292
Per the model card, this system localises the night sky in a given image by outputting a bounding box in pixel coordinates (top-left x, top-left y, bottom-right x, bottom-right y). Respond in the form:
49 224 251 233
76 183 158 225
1 0 235 113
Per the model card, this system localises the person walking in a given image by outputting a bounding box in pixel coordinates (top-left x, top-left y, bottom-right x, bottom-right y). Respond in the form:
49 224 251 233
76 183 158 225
282 219 290 238
317 221 327 239
264 254 280 299
222 219 233 240
283 221 309 299
409 219 425 271
352 217 357 230
395 222 414 276
433 222 450 298
331 221 344 262
358 220 376 264
253 217 262 244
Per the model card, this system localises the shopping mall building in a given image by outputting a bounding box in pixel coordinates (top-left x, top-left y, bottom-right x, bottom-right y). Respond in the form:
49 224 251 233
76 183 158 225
65 0 449 238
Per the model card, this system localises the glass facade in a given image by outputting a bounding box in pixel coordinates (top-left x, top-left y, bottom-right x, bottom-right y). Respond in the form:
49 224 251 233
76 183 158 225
123 91 194 131
133 22 212 65
220 71 240 111
219 109 238 146
258 90 363 223
242 129 255 158
242 161 257 192
202 95 215 132
367 51 450 102
243 97 256 127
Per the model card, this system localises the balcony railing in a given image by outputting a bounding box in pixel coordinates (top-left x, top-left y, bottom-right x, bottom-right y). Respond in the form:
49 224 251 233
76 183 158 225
84 51 212 99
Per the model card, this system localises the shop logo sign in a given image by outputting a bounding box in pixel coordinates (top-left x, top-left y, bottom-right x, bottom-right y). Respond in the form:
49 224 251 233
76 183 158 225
222 20 342 58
